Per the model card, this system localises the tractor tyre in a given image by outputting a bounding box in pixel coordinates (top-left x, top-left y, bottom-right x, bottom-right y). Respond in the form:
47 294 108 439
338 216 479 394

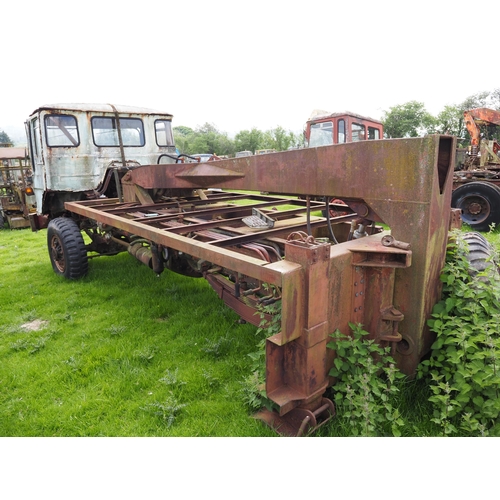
451 181 500 232
0 213 4 229
47 217 88 279
461 232 496 274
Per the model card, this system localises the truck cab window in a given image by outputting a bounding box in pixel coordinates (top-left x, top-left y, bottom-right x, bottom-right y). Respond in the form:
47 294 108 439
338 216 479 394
91 117 145 147
337 119 345 143
155 120 174 147
32 118 40 157
45 115 80 147
368 127 380 140
351 122 365 142
309 121 333 147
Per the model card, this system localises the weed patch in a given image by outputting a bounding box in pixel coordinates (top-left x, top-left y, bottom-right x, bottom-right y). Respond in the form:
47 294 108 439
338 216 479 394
418 230 500 436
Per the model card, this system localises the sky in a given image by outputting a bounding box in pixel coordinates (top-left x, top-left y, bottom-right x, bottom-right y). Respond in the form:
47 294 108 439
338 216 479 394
2 0 499 143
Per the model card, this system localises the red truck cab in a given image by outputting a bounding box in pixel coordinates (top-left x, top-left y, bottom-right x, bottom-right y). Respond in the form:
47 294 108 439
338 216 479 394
304 111 384 147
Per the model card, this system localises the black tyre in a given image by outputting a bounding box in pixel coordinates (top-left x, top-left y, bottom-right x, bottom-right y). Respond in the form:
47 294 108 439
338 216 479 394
0 213 4 229
461 232 496 274
451 181 500 232
47 218 88 279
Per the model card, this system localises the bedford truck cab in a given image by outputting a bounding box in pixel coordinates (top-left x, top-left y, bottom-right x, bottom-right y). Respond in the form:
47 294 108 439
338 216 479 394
25 103 176 227
305 110 384 147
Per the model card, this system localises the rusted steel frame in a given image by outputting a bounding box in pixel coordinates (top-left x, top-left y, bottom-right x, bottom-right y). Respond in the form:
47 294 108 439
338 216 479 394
126 195 325 220
128 136 451 206
182 227 275 262
91 197 293 223
158 205 335 235
159 216 252 234
139 136 455 378
72 191 248 213
124 199 304 225
65 200 301 286
209 214 358 248
260 233 412 427
80 191 325 217
264 237 332 417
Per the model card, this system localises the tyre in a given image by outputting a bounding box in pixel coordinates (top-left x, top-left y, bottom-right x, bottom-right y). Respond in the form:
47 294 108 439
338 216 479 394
0 213 4 229
461 232 496 274
47 218 88 279
451 181 500 231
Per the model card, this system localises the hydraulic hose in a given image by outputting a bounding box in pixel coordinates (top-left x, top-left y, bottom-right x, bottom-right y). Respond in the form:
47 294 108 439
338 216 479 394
324 197 339 245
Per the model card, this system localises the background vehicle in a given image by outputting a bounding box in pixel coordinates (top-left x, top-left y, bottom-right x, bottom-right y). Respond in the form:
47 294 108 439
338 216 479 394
25 103 177 229
452 108 500 231
304 111 384 213
0 146 35 228
190 153 222 162
304 110 384 147
255 149 276 155
235 150 253 157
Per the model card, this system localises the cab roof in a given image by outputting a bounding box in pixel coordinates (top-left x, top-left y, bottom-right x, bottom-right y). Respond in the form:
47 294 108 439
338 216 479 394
308 109 382 124
29 103 173 118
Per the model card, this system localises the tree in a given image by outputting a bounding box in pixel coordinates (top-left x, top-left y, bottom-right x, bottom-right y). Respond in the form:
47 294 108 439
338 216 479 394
459 90 492 111
0 130 13 145
173 123 235 156
382 101 436 138
263 126 300 151
173 126 195 154
234 128 264 153
435 105 465 138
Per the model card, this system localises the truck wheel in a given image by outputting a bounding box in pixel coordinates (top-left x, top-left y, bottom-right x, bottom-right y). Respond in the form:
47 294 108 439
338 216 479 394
451 181 500 231
0 213 4 229
47 218 88 279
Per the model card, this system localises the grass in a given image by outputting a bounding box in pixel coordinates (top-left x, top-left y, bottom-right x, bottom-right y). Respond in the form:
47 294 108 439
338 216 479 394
0 228 275 436
1 223 499 436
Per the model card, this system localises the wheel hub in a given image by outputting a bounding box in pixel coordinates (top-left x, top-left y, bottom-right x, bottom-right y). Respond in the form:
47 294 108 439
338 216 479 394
468 202 482 215
50 236 65 272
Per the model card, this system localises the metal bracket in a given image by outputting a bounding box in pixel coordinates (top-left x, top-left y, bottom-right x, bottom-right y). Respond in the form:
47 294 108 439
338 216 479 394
242 208 275 229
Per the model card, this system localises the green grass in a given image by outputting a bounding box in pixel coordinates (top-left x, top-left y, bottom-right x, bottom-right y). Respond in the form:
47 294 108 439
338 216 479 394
0 228 276 436
1 224 499 436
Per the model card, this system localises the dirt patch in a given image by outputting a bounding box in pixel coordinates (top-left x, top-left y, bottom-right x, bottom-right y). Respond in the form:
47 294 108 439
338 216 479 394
20 319 48 332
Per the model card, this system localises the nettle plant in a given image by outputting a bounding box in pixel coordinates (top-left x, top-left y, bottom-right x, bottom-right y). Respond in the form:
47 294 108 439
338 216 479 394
327 323 405 437
240 298 281 412
418 231 500 436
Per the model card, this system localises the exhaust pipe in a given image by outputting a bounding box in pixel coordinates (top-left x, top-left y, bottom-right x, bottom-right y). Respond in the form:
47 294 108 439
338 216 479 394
128 241 153 268
127 240 164 275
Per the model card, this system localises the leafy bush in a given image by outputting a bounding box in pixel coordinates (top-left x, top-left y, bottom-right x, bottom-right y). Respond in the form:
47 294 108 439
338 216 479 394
417 231 500 436
327 323 405 436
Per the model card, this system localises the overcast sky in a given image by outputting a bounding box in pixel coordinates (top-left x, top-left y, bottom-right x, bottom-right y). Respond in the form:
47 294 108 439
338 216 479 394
2 0 499 141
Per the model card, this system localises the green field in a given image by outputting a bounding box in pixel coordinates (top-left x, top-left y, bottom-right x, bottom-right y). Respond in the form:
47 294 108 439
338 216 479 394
1 225 499 437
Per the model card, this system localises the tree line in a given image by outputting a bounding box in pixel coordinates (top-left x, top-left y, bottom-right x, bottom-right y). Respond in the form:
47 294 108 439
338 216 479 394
382 88 500 144
173 123 304 157
1 88 498 152
175 88 500 156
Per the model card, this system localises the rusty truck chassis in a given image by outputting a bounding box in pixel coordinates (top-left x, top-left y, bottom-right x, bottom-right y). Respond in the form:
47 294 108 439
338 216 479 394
59 136 455 435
